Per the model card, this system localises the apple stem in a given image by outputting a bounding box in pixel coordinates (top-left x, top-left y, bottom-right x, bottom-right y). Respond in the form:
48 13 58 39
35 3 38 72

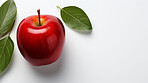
37 9 41 26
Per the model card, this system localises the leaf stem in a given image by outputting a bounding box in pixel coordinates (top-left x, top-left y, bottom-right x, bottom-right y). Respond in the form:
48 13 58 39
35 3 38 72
56 6 62 10
8 25 14 36
8 32 11 36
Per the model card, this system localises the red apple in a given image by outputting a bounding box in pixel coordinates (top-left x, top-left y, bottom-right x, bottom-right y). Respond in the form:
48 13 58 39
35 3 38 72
17 9 65 66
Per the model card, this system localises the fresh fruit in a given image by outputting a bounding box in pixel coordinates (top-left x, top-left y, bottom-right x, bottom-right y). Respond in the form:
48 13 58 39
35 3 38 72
17 9 65 66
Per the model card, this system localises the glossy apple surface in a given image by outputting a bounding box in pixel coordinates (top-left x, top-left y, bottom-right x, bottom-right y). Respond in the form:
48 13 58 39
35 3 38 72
17 15 65 66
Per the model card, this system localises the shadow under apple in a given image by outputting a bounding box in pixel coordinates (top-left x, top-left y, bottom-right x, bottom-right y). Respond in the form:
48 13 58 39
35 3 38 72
29 47 67 77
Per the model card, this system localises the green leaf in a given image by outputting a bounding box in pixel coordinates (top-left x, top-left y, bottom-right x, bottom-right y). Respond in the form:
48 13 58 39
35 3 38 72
0 0 17 37
57 6 92 30
0 35 14 73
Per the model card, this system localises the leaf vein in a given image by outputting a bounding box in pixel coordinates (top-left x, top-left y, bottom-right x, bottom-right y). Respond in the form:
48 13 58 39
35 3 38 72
61 8 90 27
0 1 11 31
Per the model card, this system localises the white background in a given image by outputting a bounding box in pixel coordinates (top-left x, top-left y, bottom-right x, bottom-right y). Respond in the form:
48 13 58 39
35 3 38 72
0 0 148 83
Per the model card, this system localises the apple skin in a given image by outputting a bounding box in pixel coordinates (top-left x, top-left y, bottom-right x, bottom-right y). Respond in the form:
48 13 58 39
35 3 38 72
17 15 65 66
